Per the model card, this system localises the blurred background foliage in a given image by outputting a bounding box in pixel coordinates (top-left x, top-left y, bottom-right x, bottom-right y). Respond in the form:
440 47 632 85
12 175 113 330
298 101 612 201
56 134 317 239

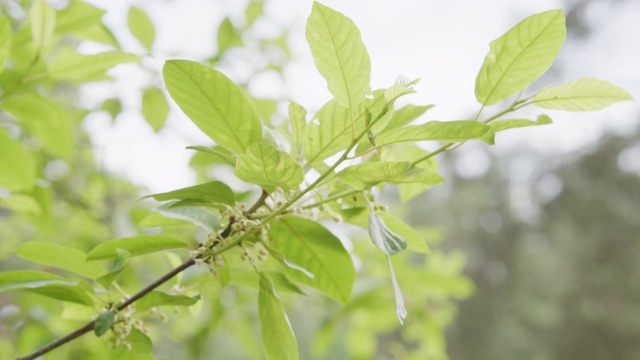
0 0 637 359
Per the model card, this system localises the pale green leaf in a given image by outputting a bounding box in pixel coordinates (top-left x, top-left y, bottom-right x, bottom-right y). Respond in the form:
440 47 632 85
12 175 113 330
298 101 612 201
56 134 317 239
163 60 262 154
30 0 56 54
384 78 418 104
303 99 353 166
97 249 130 288
289 101 307 156
127 329 153 354
101 98 121 120
0 15 11 73
55 0 104 34
533 77 633 111
306 2 370 109
377 213 430 254
217 18 242 54
94 310 115 336
128 6 155 51
0 270 93 305
245 1 264 28
475 10 566 105
259 273 299 360
337 161 444 191
0 129 36 192
136 291 200 311
235 143 304 192
86 235 188 261
368 213 408 255
14 241 106 278
383 104 435 132
381 145 439 202
268 215 354 302
489 114 553 133
376 120 490 146
155 201 221 231
188 146 237 166
0 194 41 215
142 87 170 131
48 50 139 82
143 181 235 206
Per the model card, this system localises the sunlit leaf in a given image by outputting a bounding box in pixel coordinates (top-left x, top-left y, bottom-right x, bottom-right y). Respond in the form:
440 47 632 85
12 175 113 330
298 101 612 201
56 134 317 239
136 291 200 311
143 181 235 206
0 194 41 215
383 104 434 132
245 0 264 28
258 273 299 360
288 101 307 156
48 49 139 82
303 99 354 166
489 114 553 133
94 310 115 336
306 2 370 109
163 60 262 154
153 202 221 231
188 146 237 166
337 161 443 191
235 143 304 192
268 215 354 302
217 18 242 54
30 0 56 54
55 0 119 47
0 129 36 192
376 120 490 146
86 235 188 261
533 77 633 111
381 145 439 202
142 87 170 131
128 6 155 51
475 10 566 105
0 16 11 73
0 270 93 305
14 241 106 278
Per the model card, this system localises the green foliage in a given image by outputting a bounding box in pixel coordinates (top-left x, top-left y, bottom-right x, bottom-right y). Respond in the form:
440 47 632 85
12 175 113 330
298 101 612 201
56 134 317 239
533 77 634 110
142 87 170 131
259 273 298 360
235 143 304 192
86 235 188 261
128 6 155 51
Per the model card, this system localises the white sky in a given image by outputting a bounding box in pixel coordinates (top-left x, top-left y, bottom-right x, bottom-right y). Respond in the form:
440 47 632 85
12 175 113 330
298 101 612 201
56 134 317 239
82 0 640 192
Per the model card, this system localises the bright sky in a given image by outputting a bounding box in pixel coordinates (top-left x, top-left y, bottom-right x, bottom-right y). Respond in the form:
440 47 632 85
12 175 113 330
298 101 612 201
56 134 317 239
82 0 639 192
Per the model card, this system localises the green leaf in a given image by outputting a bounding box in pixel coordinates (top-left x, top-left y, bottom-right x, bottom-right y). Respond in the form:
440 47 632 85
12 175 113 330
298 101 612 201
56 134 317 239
268 215 354 303
475 10 566 105
383 104 434 132
245 1 264 28
136 291 200 311
163 60 262 154
30 0 56 54
376 120 490 146
0 15 11 73
187 146 237 166
337 161 444 191
217 18 242 54
97 249 130 288
0 270 93 305
258 273 299 360
55 0 119 48
156 201 220 231
1 94 75 159
128 6 155 51
368 213 408 255
48 50 139 82
14 241 106 278
303 99 354 166
0 129 36 192
127 329 153 354
235 143 304 192
288 101 307 156
143 181 235 206
533 77 634 111
86 235 188 261
381 145 439 202
0 194 41 215
101 98 122 120
141 87 170 131
94 310 115 336
306 2 370 109
489 114 553 133
377 213 430 254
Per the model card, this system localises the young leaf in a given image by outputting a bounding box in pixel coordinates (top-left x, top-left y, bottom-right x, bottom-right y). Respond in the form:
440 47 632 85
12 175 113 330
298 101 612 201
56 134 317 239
0 15 11 73
128 6 155 51
368 213 408 255
533 77 634 111
475 10 566 105
187 146 237 166
136 291 200 311
303 99 354 166
337 162 444 191
258 273 299 360
55 0 119 48
306 2 370 109
97 249 130 288
13 241 106 278
235 143 304 192
489 114 553 133
94 310 115 336
0 129 36 192
141 87 170 131
268 215 355 303
245 1 264 28
217 18 242 54
0 271 93 305
383 104 435 132
143 181 235 206
152 202 221 232
48 50 140 82
163 60 262 154
86 235 188 261
30 0 56 54
376 120 490 146
381 145 439 202
289 101 307 156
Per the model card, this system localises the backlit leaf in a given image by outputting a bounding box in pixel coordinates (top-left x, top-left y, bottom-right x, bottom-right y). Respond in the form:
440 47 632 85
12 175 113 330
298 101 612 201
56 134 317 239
94 310 115 336
245 1 264 28
143 181 235 206
0 129 36 192
303 99 354 166
30 0 56 54
14 241 106 278
306 2 370 109
269 215 354 302
235 143 304 192
86 235 188 261
142 87 170 131
383 104 434 132
376 120 490 146
163 60 262 154
489 114 553 133
533 77 633 111
128 6 155 51
136 291 200 311
55 0 119 47
476 10 566 105
48 50 139 82
0 16 11 73
289 101 307 156
217 18 242 54
337 161 443 191
259 273 299 360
